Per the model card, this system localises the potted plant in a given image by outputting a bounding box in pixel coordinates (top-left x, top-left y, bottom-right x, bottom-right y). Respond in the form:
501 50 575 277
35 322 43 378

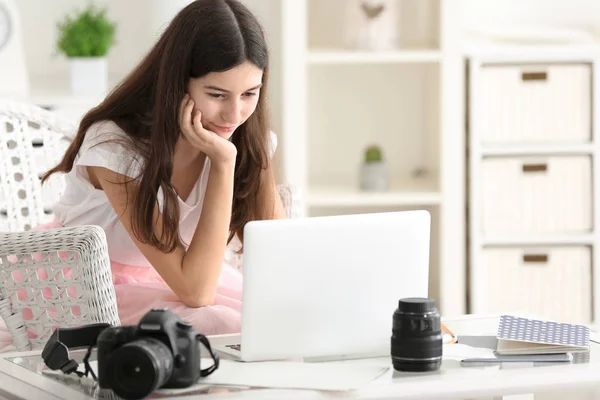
56 4 116 96
360 145 389 191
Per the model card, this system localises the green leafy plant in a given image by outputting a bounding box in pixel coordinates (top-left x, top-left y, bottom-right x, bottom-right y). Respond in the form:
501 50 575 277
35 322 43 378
364 145 383 163
57 4 116 57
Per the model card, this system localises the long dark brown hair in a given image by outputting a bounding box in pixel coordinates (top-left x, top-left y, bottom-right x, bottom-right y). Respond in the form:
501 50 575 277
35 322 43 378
42 0 274 253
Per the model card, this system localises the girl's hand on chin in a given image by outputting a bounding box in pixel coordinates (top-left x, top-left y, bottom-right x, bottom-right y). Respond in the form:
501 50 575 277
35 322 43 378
179 94 237 167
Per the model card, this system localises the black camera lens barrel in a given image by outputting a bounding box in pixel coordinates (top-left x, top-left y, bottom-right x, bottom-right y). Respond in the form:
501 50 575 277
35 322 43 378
106 338 174 400
391 297 443 372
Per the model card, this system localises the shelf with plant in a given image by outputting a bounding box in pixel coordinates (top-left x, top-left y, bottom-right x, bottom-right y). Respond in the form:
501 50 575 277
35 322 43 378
56 3 116 96
307 143 440 207
306 62 440 207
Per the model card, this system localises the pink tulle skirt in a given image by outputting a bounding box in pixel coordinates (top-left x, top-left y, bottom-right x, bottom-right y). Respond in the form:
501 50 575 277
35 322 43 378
110 260 242 335
28 220 242 336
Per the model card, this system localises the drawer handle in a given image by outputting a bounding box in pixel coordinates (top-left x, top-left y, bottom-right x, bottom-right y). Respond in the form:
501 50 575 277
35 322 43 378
522 71 548 81
522 163 547 173
523 254 548 263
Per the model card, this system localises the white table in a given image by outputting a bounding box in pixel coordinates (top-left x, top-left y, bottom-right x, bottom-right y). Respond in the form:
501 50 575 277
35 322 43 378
1 314 600 400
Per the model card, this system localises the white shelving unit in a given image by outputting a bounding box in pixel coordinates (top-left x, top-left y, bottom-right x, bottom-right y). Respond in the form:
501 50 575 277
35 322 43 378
279 0 467 317
12 0 469 318
308 183 441 208
480 144 595 157
466 44 600 325
307 50 442 65
23 74 112 123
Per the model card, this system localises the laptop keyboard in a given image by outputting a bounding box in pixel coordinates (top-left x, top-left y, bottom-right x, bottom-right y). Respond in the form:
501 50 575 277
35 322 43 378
226 344 241 352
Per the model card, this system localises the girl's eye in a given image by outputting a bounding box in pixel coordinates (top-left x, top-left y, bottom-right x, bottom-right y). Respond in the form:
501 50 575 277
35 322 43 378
208 93 225 99
243 92 257 97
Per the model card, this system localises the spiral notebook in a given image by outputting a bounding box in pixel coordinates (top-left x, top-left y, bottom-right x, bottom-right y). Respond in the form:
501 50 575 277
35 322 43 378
495 315 590 355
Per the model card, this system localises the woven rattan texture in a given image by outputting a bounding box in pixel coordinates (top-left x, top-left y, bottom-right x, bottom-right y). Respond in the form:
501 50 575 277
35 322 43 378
0 225 119 350
0 99 75 232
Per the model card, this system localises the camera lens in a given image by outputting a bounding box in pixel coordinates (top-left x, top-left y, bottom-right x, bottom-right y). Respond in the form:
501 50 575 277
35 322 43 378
391 297 443 372
105 338 174 400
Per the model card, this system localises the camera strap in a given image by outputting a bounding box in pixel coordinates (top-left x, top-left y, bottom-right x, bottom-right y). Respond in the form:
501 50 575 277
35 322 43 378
43 324 220 380
42 323 113 378
196 333 220 377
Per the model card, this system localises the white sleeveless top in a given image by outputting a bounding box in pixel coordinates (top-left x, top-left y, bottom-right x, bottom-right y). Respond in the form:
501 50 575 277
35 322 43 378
53 120 276 270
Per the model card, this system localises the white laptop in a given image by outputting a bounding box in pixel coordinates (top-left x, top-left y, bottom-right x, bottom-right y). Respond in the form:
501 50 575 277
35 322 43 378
212 210 431 362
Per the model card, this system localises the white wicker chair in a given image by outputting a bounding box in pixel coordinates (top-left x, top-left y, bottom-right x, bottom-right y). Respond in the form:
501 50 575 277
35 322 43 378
278 184 302 219
0 225 120 351
0 100 120 352
0 99 75 232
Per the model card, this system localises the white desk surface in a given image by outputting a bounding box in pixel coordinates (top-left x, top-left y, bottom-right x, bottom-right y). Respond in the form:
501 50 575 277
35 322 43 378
1 314 600 400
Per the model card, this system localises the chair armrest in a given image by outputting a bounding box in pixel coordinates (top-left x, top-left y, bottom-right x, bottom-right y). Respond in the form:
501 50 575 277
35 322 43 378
0 225 120 350
277 184 303 219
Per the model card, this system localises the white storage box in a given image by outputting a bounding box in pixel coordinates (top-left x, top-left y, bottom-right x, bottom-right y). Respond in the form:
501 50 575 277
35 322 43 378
479 63 591 144
481 156 592 235
481 246 592 324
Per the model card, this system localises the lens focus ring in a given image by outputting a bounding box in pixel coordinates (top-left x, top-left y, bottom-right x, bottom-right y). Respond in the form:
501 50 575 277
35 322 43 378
391 298 443 372
105 338 174 400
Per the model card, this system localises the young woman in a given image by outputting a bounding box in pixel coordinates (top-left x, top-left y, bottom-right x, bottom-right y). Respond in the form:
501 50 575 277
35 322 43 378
41 0 287 334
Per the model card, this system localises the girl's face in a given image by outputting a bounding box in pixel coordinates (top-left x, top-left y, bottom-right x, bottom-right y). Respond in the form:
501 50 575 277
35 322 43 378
187 61 263 139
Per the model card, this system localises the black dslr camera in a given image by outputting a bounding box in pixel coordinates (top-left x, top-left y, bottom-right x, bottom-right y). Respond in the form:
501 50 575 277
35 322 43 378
42 308 219 400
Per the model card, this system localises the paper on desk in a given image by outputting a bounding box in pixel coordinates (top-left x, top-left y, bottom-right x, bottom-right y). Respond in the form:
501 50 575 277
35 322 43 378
443 343 496 361
85 359 389 391
200 359 389 391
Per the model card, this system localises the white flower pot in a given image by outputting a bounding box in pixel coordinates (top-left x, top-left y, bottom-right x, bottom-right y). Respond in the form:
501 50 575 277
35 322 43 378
360 161 389 191
69 57 108 97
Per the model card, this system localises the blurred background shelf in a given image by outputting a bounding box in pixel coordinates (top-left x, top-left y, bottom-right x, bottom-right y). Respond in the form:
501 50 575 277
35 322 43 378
281 0 465 318
307 49 442 65
24 74 115 121
480 235 596 247
479 143 595 157
308 178 441 207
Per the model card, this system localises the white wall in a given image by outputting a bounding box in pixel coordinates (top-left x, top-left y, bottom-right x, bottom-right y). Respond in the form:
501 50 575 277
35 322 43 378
15 0 155 81
13 0 284 174
463 0 600 32
14 0 600 88
15 0 282 110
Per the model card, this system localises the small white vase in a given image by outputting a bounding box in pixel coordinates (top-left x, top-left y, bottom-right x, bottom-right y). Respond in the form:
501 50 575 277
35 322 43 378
69 57 108 97
355 0 399 51
360 162 389 192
